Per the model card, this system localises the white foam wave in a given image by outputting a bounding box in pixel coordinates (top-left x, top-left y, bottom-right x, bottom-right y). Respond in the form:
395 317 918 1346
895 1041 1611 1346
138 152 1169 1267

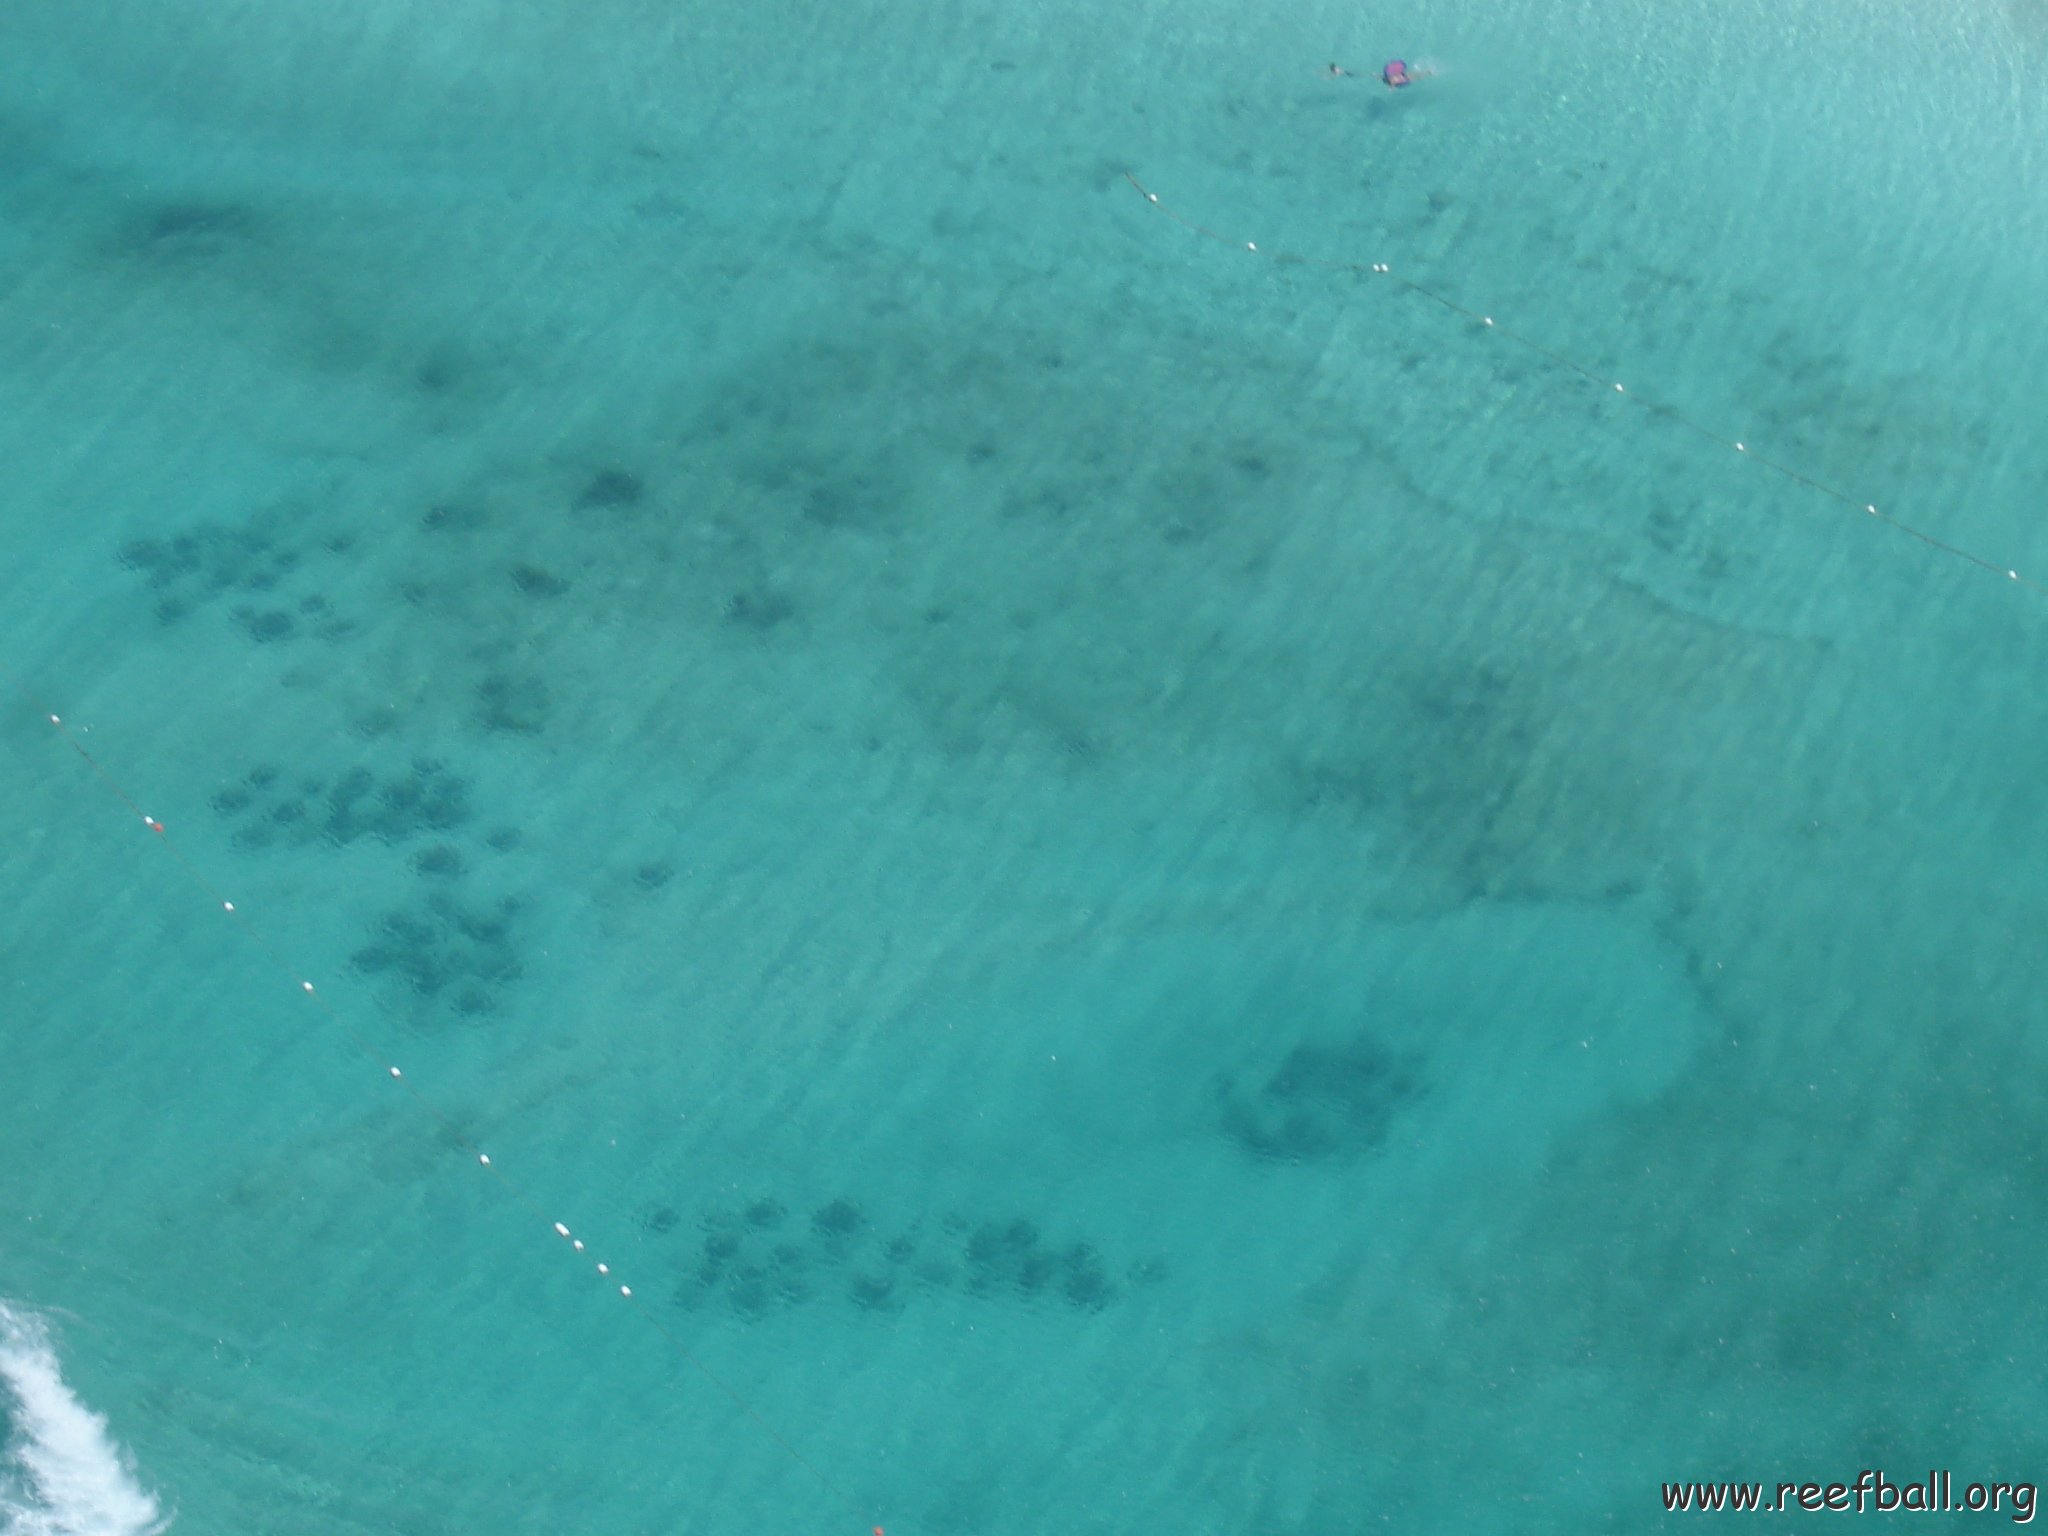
0 1303 166 1536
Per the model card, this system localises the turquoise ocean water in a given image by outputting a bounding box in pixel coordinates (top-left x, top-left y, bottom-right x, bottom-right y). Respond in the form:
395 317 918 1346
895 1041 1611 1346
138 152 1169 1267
4 0 2047 1530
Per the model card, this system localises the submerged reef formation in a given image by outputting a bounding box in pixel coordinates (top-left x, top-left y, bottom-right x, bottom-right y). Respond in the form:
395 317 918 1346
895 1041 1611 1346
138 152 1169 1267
349 892 524 1018
1215 1034 1425 1163
211 759 474 851
661 1196 1164 1322
119 520 357 644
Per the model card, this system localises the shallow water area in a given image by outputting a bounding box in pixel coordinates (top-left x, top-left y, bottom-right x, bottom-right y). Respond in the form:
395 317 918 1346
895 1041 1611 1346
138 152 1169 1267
4 0 2048 1531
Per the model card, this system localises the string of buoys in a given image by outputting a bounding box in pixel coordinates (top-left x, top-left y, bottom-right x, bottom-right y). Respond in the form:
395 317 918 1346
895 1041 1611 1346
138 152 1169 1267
1123 171 2041 599
1 662 884 1536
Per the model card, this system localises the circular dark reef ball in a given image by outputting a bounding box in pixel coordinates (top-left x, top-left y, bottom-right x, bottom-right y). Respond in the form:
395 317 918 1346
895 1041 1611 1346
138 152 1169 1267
848 1272 899 1311
410 844 467 879
812 1199 865 1239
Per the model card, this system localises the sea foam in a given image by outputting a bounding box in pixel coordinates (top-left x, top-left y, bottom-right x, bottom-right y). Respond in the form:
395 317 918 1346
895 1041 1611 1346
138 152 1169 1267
0 1303 166 1536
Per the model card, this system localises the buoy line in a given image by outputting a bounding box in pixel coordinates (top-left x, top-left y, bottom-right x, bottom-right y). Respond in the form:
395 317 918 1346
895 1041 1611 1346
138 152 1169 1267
1 660 885 1536
1123 171 2040 599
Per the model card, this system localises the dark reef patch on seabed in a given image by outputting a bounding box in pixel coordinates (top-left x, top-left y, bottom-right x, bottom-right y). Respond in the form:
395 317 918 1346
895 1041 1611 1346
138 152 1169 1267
575 469 645 511
1215 1033 1426 1164
665 1196 1166 1322
350 891 524 1018
118 517 357 643
474 671 551 735
115 199 262 260
211 758 473 850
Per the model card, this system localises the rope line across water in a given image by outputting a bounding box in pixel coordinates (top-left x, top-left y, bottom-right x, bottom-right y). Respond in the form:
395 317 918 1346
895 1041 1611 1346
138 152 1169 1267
1 661 883 1536
1122 171 2041 598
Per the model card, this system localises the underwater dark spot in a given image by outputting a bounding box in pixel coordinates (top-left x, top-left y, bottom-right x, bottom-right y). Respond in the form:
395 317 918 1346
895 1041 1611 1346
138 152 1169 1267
812 1200 864 1239
239 608 295 644
510 564 570 598
298 595 329 615
744 1199 787 1230
452 986 495 1018
1060 1244 1116 1311
965 1218 1039 1274
1015 1251 1056 1297
153 598 190 626
142 203 252 245
485 828 523 852
117 540 165 573
415 353 462 394
883 1235 918 1264
445 901 509 946
633 862 673 892
1218 1035 1424 1163
725 589 795 631
576 470 644 510
914 1257 959 1289
727 1266 772 1319
410 844 467 879
966 441 1000 464
703 1232 741 1266
347 893 521 1010
642 1206 680 1235
326 766 374 814
476 674 549 735
848 1273 900 1312
211 787 252 816
421 504 479 533
799 475 886 528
